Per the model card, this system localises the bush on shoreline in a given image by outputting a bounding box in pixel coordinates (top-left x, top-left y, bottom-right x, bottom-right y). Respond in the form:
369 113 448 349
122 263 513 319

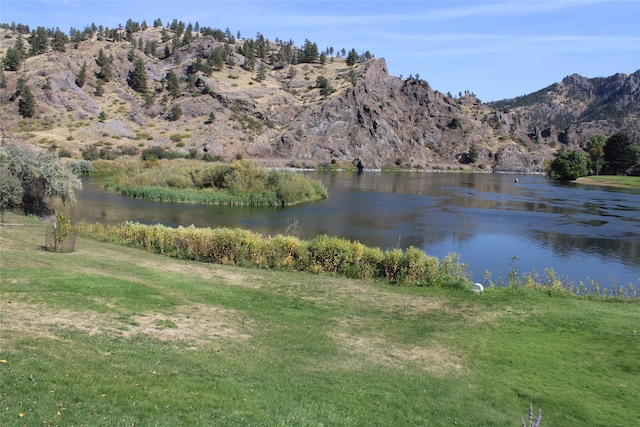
75 221 471 288
75 220 639 298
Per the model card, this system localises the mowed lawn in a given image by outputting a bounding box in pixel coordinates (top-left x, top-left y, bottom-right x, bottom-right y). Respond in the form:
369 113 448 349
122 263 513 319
1 214 639 426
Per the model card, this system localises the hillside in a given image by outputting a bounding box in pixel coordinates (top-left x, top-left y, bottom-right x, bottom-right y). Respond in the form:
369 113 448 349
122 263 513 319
1 23 638 172
488 71 640 151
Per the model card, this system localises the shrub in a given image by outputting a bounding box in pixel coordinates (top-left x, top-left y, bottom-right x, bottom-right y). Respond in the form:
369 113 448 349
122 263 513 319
69 160 94 176
75 221 471 289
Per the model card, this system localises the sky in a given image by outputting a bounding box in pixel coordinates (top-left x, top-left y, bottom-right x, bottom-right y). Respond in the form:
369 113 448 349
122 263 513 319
1 0 639 102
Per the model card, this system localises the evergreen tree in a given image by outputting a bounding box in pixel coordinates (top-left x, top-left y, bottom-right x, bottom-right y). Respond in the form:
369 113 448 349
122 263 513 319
603 132 633 175
94 79 105 97
255 63 267 82
3 47 22 71
29 26 49 55
256 33 267 59
75 62 87 87
128 58 148 93
95 49 113 82
302 39 319 63
18 85 36 118
346 48 359 67
209 47 225 71
242 40 256 71
167 70 180 98
279 43 293 65
70 27 87 48
15 34 27 58
316 75 335 98
51 28 68 52
0 69 6 89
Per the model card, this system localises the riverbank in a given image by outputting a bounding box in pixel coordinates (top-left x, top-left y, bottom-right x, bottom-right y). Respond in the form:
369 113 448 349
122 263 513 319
575 175 640 189
1 213 638 426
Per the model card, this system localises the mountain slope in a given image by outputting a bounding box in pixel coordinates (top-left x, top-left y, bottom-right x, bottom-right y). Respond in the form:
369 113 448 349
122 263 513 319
1 25 637 172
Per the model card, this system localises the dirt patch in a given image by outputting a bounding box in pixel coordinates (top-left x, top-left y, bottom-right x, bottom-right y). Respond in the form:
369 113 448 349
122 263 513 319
0 301 251 348
330 331 464 376
302 279 447 317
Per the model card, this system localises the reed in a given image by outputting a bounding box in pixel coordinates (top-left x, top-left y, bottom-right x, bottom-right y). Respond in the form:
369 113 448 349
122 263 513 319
104 159 327 206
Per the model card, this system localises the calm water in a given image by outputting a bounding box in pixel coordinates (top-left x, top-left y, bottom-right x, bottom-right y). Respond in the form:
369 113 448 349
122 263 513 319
68 172 640 287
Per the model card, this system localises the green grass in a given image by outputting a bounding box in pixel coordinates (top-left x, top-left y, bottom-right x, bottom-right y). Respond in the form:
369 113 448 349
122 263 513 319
1 214 639 426
575 175 640 189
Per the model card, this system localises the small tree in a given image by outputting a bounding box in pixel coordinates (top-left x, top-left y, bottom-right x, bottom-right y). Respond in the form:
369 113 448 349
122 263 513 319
316 75 335 98
18 85 36 118
95 48 113 82
167 104 182 121
49 212 74 252
128 58 148 93
75 62 87 87
255 63 267 82
3 47 23 71
346 48 359 67
586 134 606 175
347 69 357 86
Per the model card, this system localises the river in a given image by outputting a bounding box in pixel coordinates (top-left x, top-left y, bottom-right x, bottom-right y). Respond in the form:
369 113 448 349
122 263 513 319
67 171 640 289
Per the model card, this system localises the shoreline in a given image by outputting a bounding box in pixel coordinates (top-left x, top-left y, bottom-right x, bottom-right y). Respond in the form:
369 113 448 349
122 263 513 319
574 176 640 190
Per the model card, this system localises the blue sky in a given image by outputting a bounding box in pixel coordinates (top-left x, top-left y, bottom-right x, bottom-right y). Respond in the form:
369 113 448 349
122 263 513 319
1 0 638 101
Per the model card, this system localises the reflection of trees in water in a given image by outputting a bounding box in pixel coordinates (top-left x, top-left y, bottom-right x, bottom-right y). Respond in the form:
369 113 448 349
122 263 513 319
527 229 639 269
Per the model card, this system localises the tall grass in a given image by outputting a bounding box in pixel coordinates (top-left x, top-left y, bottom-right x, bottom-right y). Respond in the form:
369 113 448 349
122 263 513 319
104 159 328 206
75 221 471 288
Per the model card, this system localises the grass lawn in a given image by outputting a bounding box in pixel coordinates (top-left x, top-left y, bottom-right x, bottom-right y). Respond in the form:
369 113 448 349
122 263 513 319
1 214 639 426
575 175 640 190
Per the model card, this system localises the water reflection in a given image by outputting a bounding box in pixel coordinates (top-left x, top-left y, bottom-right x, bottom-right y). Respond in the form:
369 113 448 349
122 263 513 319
68 172 640 287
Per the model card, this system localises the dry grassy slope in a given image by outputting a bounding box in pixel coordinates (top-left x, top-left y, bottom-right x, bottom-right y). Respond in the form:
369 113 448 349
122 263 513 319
1 27 557 171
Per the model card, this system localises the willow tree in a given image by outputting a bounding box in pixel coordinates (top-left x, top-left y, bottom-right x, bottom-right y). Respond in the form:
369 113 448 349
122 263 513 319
0 141 81 216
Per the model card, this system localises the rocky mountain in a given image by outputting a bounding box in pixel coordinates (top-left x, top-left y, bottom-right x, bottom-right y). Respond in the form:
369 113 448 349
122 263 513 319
488 71 640 151
1 25 638 173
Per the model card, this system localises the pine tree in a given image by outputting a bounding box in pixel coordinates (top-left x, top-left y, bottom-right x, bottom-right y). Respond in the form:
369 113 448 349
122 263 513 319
242 40 256 71
95 49 113 82
128 58 148 93
604 132 633 175
166 70 180 98
302 39 319 63
29 26 49 55
255 63 267 82
75 62 87 87
51 28 68 52
18 85 35 118
346 48 359 67
3 47 22 71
